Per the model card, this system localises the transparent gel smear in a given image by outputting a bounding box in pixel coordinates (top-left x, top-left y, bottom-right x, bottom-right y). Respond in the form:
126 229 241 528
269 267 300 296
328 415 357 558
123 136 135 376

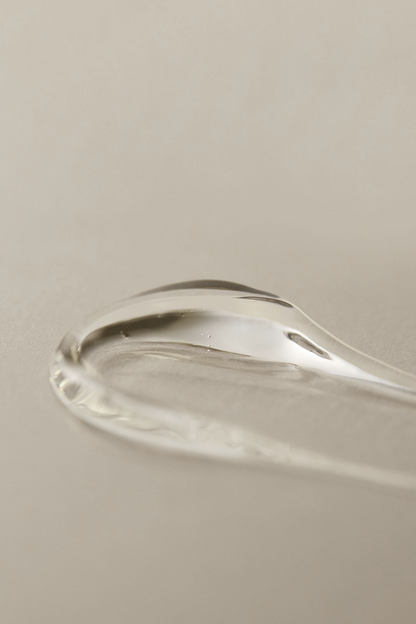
50 280 416 492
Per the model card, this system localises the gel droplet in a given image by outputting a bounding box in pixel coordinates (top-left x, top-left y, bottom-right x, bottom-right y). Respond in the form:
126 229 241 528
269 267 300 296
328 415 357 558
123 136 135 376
50 280 416 492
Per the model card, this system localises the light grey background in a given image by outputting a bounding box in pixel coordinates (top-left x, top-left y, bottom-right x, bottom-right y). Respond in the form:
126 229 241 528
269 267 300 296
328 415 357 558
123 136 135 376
2 2 416 623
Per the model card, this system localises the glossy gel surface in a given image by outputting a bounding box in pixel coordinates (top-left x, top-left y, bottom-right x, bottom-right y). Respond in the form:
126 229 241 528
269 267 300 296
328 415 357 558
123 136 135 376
50 280 416 491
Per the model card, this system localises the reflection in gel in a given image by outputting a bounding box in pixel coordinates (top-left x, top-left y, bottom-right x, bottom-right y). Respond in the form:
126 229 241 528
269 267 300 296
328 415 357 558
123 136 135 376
50 280 416 492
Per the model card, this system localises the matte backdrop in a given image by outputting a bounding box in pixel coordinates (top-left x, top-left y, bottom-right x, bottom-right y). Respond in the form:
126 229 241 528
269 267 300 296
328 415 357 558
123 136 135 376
1 1 416 623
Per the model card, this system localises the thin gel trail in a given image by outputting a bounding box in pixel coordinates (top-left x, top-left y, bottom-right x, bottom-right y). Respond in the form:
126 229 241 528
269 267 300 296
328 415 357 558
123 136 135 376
50 280 416 492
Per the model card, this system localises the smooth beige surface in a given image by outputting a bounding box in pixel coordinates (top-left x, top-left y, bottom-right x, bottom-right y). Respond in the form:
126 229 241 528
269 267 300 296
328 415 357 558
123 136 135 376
2 2 416 623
